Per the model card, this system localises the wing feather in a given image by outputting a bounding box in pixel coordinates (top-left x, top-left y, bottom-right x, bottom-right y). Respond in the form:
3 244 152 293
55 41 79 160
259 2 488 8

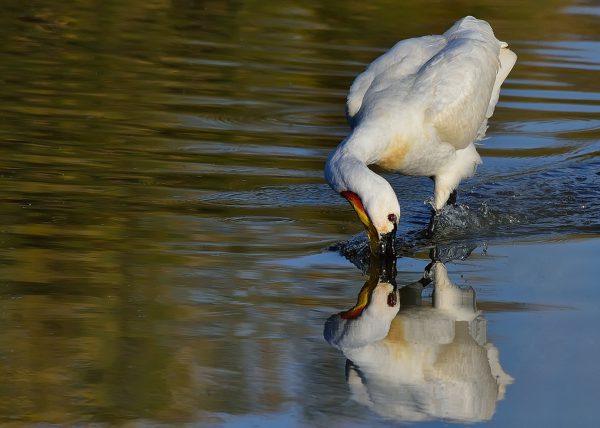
346 36 446 127
476 46 517 140
346 16 516 149
419 18 515 149
419 39 500 149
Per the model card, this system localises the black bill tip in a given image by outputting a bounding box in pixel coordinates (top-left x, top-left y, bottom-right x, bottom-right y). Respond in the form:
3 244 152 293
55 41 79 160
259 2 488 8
378 224 398 287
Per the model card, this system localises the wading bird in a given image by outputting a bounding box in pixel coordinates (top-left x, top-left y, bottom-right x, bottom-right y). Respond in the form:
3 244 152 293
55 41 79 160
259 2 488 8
325 16 516 255
324 261 513 423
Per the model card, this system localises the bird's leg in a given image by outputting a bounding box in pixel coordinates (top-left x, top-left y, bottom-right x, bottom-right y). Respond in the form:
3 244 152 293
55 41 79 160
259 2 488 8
426 209 439 238
425 176 438 237
447 189 458 206
399 262 433 307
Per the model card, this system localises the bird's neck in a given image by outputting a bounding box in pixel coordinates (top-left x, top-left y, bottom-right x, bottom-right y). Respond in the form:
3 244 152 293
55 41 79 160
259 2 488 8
325 128 385 193
340 127 385 164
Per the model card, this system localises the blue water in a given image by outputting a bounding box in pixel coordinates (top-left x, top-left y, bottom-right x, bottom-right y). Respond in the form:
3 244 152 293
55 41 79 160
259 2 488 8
0 0 598 425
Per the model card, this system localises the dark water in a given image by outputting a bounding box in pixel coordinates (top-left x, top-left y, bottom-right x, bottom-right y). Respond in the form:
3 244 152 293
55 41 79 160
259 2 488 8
0 0 599 425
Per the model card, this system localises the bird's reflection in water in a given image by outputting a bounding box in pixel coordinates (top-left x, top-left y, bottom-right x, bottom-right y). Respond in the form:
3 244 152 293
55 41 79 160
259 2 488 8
324 252 513 423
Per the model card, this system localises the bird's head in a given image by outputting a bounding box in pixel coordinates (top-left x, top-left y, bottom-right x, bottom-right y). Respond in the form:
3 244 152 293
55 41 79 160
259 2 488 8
323 252 399 349
325 145 400 257
340 181 400 257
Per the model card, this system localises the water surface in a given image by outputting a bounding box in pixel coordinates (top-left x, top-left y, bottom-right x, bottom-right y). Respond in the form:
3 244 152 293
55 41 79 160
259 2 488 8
0 0 599 425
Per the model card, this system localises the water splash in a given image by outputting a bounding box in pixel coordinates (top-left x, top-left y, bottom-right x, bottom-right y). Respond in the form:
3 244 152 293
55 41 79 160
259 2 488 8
433 202 522 239
331 160 600 270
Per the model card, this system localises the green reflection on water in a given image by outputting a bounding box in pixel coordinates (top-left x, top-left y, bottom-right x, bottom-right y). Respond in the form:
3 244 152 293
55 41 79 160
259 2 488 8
0 0 598 424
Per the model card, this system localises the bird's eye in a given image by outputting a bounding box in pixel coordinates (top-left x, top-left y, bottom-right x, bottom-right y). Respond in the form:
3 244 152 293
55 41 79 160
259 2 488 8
388 213 397 223
387 292 397 307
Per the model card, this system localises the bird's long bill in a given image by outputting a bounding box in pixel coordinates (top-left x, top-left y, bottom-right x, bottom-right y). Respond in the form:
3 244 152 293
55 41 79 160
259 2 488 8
339 258 380 320
339 252 397 320
380 227 397 262
340 191 379 245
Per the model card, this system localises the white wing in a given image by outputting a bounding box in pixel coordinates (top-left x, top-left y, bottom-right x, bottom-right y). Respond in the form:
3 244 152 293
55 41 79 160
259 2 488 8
346 35 446 128
418 41 499 149
347 16 516 149
477 46 517 139
419 17 515 149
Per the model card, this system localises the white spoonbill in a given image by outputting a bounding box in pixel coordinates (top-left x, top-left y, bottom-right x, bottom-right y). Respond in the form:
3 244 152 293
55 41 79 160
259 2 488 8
324 262 513 423
325 16 516 253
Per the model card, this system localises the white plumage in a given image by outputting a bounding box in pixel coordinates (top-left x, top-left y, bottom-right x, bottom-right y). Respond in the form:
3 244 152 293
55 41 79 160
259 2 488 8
324 262 513 423
325 16 516 239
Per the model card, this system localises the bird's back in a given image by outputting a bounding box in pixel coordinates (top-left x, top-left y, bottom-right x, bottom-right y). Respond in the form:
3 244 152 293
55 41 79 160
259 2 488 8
346 35 446 127
346 17 516 149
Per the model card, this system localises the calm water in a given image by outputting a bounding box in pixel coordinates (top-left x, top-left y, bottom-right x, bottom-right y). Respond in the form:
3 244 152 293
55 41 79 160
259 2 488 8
0 0 599 426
